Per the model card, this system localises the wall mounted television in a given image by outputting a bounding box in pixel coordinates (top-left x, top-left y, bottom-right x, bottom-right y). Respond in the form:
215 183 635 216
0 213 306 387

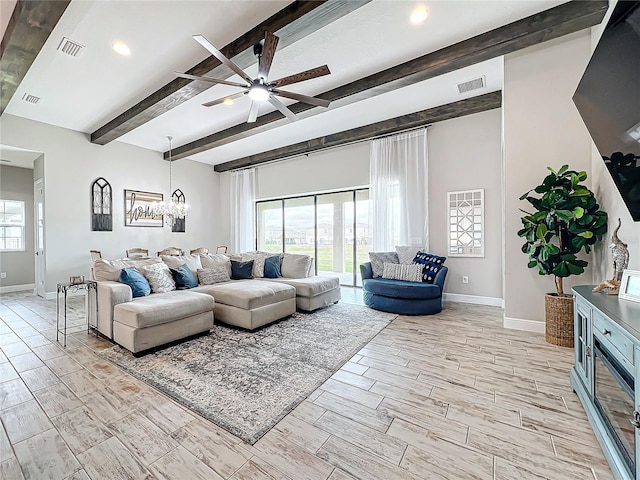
573 0 640 221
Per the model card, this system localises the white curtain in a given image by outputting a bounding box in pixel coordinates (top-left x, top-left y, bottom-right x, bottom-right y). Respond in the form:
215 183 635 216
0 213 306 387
369 129 428 251
230 168 256 253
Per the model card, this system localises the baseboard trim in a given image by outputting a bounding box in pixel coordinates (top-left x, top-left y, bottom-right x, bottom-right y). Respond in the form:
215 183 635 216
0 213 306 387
443 293 503 307
0 283 35 294
504 316 545 333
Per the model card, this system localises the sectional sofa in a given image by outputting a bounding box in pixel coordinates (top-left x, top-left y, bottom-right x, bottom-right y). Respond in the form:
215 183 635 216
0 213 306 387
91 252 341 354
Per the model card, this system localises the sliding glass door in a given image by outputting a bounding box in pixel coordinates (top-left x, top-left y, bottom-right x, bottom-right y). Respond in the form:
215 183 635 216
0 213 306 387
256 188 369 286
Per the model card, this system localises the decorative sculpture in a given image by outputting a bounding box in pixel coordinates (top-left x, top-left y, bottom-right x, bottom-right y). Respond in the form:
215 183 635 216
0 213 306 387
593 218 630 294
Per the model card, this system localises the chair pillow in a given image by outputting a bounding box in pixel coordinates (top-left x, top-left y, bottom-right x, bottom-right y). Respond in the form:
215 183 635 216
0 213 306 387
382 262 423 283
197 267 231 285
241 252 268 278
395 245 422 265
281 253 313 278
139 262 176 293
171 264 199 289
368 252 399 278
412 251 446 284
264 255 282 278
199 253 232 277
230 260 254 280
119 268 151 297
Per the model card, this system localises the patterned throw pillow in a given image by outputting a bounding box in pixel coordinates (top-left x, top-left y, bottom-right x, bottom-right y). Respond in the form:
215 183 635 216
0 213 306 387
412 251 446 284
197 267 231 285
199 253 232 277
368 252 400 278
139 262 176 293
395 245 422 265
382 262 423 283
241 252 268 278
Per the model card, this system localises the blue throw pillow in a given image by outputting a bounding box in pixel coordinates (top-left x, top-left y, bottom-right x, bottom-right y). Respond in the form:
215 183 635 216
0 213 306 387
412 251 446 284
231 259 254 280
264 255 282 278
171 264 198 289
119 268 151 297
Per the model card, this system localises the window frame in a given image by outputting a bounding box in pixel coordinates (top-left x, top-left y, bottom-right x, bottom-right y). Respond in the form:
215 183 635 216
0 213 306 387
0 199 26 252
447 189 485 258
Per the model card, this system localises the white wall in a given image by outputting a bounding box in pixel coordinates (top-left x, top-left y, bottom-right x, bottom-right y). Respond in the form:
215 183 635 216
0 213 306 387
503 31 594 327
0 165 35 289
219 110 503 301
0 114 221 295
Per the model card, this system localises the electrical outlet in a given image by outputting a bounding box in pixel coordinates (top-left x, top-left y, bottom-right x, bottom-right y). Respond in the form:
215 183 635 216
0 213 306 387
0 273 6 279
462 275 469 284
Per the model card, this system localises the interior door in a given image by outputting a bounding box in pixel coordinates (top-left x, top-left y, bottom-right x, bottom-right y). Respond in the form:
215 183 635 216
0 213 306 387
34 179 45 297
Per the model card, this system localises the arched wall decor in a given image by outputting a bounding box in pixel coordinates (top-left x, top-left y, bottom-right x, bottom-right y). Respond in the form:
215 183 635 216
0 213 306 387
91 177 112 231
171 189 186 233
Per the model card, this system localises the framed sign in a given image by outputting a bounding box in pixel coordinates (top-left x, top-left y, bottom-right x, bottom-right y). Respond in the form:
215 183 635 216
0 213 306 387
619 269 640 303
124 189 163 227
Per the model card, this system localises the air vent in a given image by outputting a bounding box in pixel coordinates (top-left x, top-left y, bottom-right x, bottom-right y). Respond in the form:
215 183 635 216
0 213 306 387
22 93 40 104
57 37 85 57
457 76 485 94
0 159 13 163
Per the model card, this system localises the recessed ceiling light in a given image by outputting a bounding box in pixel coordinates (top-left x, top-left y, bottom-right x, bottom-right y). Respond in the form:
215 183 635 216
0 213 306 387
112 42 130 56
222 97 235 106
410 5 429 25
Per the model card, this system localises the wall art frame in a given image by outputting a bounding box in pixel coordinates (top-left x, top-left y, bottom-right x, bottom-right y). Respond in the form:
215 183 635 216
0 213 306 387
619 269 640 303
91 177 112 231
124 189 163 227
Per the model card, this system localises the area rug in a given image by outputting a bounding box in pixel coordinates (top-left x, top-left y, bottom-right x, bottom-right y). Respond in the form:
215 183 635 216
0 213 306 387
99 303 396 444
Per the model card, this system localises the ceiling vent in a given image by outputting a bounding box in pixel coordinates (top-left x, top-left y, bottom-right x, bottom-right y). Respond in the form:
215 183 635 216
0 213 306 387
0 159 13 163
57 37 85 57
22 93 40 104
457 76 485 94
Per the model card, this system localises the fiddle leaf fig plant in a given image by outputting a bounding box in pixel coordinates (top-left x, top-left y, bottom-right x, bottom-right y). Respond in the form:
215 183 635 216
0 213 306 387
518 165 608 296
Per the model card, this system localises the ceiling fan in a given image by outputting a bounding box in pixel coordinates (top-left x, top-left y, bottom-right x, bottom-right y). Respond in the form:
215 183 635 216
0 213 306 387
176 32 332 123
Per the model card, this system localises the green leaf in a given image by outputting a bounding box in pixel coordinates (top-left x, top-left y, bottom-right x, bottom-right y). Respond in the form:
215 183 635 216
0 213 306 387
578 231 593 239
573 206 584 219
555 210 573 222
567 262 584 275
553 263 570 277
527 261 537 268
536 224 547 240
558 165 569 175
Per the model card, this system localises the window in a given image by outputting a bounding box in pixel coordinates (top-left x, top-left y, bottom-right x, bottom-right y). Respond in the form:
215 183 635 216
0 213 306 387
448 189 484 257
0 200 25 251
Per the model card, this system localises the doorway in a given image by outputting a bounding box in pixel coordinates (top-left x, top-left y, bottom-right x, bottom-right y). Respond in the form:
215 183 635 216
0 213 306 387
34 179 45 297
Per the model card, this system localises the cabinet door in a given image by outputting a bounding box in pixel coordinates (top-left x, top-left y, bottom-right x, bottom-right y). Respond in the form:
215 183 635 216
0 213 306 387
574 297 593 395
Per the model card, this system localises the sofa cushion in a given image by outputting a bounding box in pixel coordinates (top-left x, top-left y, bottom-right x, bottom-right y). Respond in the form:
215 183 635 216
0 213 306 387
281 253 312 278
199 253 232 277
231 260 254 280
161 254 202 275
264 255 282 278
363 278 441 300
119 268 151 298
171 264 199 289
197 266 230 285
368 252 399 278
262 276 340 297
139 262 176 293
412 251 446 284
93 257 162 282
114 291 214 329
382 262 422 283
205 280 295 310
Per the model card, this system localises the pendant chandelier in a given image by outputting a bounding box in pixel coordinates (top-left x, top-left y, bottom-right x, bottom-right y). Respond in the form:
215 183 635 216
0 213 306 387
152 136 189 225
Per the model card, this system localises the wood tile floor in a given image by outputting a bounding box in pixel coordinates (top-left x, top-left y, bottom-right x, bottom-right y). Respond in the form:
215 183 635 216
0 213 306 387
0 290 614 480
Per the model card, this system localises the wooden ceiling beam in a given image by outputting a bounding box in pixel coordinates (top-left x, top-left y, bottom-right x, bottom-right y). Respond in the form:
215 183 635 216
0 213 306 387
0 0 70 115
90 0 371 145
214 91 502 172
171 0 607 161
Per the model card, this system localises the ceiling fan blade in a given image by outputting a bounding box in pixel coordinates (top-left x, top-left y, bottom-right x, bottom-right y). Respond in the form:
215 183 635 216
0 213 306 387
247 100 259 123
192 34 252 83
268 96 299 122
273 89 330 108
175 72 248 89
271 65 331 88
258 31 279 80
202 91 245 108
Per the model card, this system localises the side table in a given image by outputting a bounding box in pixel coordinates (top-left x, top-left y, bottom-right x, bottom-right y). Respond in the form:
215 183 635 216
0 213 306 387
56 280 98 347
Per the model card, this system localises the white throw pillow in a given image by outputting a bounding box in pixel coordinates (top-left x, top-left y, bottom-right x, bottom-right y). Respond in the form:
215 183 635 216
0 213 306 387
139 262 176 293
241 252 268 278
161 254 202 275
382 262 422 282
281 253 313 279
93 257 162 282
199 253 232 277
197 267 230 285
395 245 423 265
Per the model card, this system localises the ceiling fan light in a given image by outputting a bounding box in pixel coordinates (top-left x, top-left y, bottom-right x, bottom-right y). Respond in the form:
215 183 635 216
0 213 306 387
248 85 270 102
410 5 429 24
222 97 235 106
112 42 131 56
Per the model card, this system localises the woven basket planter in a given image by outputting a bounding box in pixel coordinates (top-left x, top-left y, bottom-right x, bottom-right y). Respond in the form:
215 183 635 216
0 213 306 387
545 293 574 347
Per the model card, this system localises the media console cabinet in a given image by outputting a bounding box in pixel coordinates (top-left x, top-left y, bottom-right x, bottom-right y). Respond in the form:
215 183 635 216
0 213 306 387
571 285 640 480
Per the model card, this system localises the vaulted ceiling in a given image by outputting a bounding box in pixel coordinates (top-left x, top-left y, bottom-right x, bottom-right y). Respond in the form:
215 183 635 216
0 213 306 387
1 0 607 171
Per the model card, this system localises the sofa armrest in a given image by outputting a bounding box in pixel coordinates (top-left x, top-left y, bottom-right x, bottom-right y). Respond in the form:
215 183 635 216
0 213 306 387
97 281 132 340
434 266 448 292
360 262 373 280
